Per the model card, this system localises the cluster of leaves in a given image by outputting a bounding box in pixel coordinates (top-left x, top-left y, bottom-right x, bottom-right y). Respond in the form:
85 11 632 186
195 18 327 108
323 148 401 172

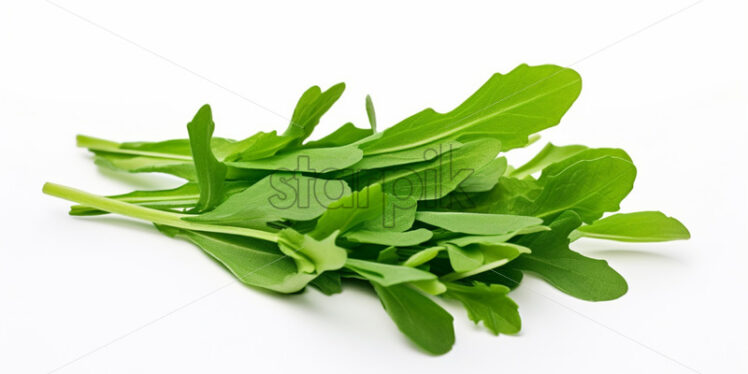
43 64 690 355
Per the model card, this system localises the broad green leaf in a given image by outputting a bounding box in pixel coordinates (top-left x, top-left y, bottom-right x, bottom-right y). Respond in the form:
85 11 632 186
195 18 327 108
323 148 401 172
458 157 507 192
187 105 227 212
358 139 500 201
283 83 346 147
310 271 343 295
360 64 582 156
226 145 363 173
510 143 588 179
509 211 628 301
345 258 436 286
156 225 317 293
300 122 372 149
574 211 690 242
277 229 347 274
69 181 251 216
445 282 521 335
531 157 637 223
185 173 350 228
433 176 540 214
416 211 543 235
343 229 433 246
366 94 377 132
372 283 455 355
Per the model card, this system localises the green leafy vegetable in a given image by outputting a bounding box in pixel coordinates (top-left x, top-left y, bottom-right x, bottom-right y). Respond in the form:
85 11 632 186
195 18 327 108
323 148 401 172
43 63 690 356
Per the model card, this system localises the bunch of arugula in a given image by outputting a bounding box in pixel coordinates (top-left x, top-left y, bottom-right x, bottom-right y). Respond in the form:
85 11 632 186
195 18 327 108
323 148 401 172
43 64 690 355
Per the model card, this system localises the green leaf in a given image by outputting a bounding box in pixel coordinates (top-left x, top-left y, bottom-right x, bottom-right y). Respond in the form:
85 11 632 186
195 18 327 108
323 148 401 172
184 173 350 228
277 229 347 274
300 122 372 149
445 282 521 335
310 271 343 295
458 157 507 192
226 144 363 173
347 139 464 170
366 94 377 132
441 243 531 281
574 211 690 242
358 139 500 201
312 184 414 239
416 211 543 235
187 105 227 212
283 83 346 147
156 225 317 293
441 225 550 247
540 147 632 178
345 258 436 286
531 157 637 223
445 243 483 272
359 64 581 156
372 282 455 355
402 246 443 267
343 229 433 246
510 142 588 179
509 211 628 301
217 131 294 162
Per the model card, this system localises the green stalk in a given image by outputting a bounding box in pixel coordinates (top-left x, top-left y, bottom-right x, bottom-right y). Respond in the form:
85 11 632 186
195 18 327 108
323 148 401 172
42 182 278 242
76 135 193 161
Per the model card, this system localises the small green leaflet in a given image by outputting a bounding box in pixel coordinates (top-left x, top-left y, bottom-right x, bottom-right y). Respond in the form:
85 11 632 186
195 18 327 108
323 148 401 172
372 283 455 355
187 105 227 212
283 83 346 147
343 229 433 246
445 282 521 335
573 211 691 242
277 229 347 274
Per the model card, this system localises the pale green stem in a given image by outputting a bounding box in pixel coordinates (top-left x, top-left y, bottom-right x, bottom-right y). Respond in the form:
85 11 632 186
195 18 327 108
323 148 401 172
43 182 278 242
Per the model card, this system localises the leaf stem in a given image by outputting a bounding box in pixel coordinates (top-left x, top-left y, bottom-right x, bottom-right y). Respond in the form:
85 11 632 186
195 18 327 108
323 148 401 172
42 182 279 242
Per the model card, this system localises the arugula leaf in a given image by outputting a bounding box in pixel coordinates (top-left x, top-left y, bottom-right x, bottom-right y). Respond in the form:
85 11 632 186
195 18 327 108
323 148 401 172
343 229 433 246
509 211 628 301
310 271 343 295
441 243 531 281
283 83 346 147
360 64 581 156
402 246 443 267
217 131 294 162
445 282 521 335
531 157 637 223
510 143 588 179
416 211 543 235
357 139 500 201
300 123 372 149
277 229 347 274
372 282 455 355
346 258 437 286
156 225 317 293
187 105 227 212
185 173 350 228
573 211 691 242
226 144 363 172
458 157 507 192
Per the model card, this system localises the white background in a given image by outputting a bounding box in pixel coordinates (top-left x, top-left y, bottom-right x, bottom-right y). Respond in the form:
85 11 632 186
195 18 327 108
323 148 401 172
2 0 746 373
